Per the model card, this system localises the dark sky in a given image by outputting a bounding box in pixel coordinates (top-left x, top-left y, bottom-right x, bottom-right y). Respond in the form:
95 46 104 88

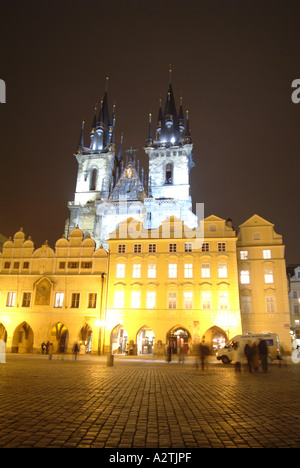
0 0 299 264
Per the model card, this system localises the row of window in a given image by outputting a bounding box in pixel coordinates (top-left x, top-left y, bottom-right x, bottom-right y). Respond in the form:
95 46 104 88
2 261 93 270
113 290 278 313
240 269 274 284
113 290 231 310
5 292 97 309
116 262 230 279
116 262 275 284
240 249 272 260
117 242 227 254
241 296 276 314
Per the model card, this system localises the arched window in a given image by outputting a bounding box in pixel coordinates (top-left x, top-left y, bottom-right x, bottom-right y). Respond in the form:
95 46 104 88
165 163 173 184
90 168 97 191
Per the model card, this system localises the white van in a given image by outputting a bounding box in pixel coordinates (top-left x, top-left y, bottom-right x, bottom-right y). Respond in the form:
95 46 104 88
216 332 282 364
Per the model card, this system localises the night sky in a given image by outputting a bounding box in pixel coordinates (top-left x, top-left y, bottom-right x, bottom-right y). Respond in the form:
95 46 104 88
0 0 299 265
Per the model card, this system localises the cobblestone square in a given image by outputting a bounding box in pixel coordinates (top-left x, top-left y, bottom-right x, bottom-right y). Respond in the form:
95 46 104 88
0 354 299 449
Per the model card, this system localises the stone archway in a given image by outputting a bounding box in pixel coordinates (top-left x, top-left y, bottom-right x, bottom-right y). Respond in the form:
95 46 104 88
0 323 7 342
202 326 227 353
78 323 93 354
12 322 34 353
111 324 128 354
137 325 155 355
51 322 69 353
167 325 191 355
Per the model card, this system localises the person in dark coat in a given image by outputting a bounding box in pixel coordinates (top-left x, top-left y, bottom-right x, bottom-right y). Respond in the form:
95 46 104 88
244 342 253 373
258 339 268 372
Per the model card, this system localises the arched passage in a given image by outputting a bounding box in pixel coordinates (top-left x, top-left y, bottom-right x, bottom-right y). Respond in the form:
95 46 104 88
12 322 34 353
111 324 128 354
0 323 7 342
203 326 227 353
51 322 69 353
166 325 191 355
137 325 155 355
78 323 93 354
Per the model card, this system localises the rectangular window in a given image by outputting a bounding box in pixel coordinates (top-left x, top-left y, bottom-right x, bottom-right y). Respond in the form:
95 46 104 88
217 242 226 252
184 263 193 278
219 292 229 310
6 292 16 307
68 262 79 269
240 270 250 284
59 262 65 269
264 270 274 284
118 244 126 254
148 243 157 253
132 264 141 278
4 262 10 269
184 242 193 252
169 243 177 253
133 244 142 253
147 264 156 278
88 293 97 308
146 292 156 309
201 263 210 278
168 292 177 309
266 296 276 313
131 291 141 308
71 293 80 308
168 264 177 278
241 296 252 314
184 292 193 309
81 262 92 269
218 263 228 278
240 251 248 260
22 292 31 307
116 263 125 279
114 291 124 308
54 292 64 308
201 242 210 252
23 261 29 269
201 292 212 309
263 249 271 259
13 262 20 269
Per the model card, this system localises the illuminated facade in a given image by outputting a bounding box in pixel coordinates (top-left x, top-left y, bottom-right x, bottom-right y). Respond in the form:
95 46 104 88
0 228 107 354
0 74 292 356
287 264 300 343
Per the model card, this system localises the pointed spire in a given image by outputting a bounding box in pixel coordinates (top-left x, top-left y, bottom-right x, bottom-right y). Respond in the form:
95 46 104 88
146 113 153 146
156 98 163 135
77 121 85 153
178 97 184 133
184 110 192 143
117 133 123 163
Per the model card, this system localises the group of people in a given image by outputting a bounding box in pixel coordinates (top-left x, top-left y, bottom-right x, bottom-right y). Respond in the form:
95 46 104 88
234 339 269 373
166 341 189 363
41 341 54 359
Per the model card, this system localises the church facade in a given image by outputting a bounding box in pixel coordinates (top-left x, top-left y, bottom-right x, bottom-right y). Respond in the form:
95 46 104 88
0 75 292 356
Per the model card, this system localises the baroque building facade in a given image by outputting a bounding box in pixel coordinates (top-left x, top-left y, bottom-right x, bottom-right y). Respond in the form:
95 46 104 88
0 74 292 356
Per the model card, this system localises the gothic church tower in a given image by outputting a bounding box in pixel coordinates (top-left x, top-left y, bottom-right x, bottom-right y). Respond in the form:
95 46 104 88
66 79 116 240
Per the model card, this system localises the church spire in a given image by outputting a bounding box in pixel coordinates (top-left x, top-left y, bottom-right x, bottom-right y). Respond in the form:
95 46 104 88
77 121 85 153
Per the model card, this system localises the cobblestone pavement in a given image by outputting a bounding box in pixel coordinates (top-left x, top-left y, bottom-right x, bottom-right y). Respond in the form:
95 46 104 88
0 354 299 449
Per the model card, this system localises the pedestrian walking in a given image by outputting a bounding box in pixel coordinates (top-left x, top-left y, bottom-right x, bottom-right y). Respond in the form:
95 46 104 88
233 341 242 372
258 339 268 372
41 341 46 355
244 342 253 373
199 337 209 370
73 342 80 360
252 341 259 372
48 343 54 360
